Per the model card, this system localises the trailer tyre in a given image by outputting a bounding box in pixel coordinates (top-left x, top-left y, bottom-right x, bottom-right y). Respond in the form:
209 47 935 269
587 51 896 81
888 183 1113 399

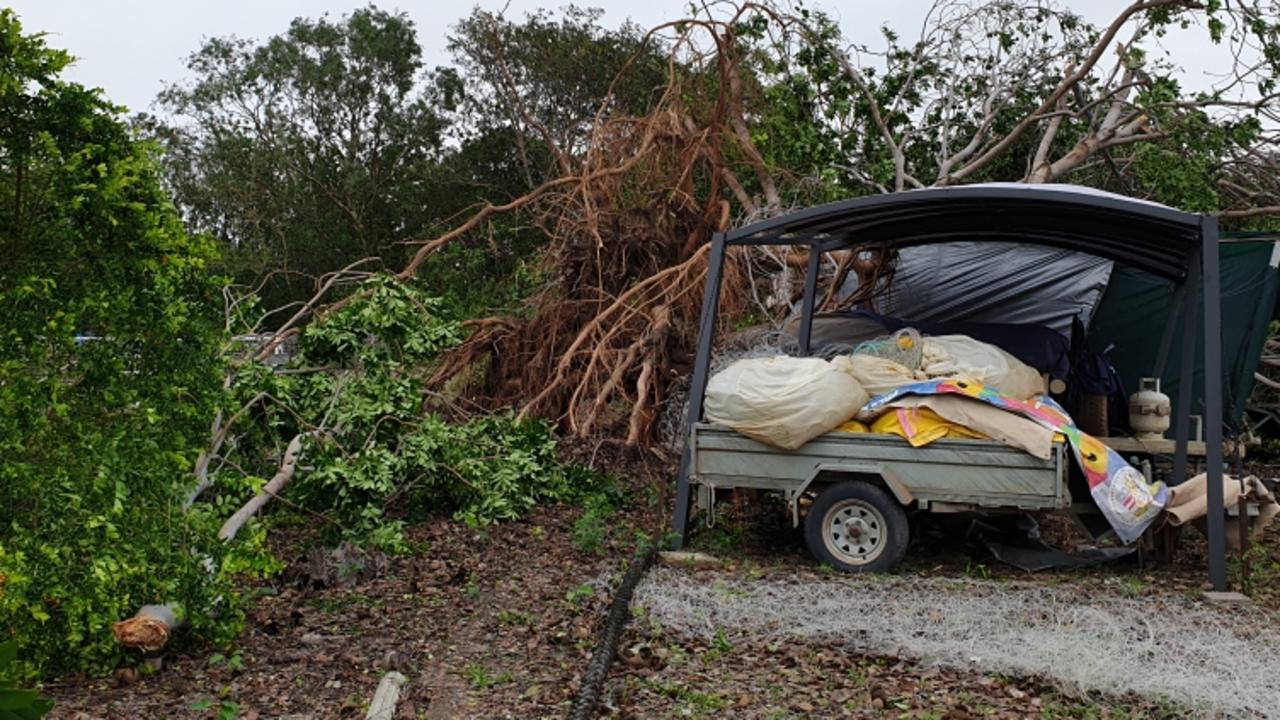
805 481 908 573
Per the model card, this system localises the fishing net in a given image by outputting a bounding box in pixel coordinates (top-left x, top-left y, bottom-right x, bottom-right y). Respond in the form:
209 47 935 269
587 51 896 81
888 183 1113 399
852 327 924 371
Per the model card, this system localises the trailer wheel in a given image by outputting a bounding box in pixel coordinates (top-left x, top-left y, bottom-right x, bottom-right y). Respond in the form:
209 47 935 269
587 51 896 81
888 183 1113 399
805 481 909 573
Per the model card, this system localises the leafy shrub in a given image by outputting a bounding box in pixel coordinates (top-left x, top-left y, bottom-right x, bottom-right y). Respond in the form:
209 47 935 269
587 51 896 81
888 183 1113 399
215 276 588 549
0 11 249 681
0 642 52 717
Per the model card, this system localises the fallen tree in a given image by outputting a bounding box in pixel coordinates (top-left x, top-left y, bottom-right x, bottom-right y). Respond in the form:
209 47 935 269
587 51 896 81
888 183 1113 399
200 0 1280 544
406 0 1280 447
199 276 603 549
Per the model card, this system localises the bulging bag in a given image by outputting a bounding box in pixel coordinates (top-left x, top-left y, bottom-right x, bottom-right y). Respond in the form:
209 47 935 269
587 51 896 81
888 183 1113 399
704 356 870 450
920 335 1045 400
846 353 926 397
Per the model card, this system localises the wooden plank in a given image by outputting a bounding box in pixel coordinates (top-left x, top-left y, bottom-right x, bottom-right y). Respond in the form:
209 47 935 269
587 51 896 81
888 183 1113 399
1097 436 1207 456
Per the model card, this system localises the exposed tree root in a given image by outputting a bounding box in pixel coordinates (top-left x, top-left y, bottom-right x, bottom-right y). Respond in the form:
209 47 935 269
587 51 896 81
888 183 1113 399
406 11 772 445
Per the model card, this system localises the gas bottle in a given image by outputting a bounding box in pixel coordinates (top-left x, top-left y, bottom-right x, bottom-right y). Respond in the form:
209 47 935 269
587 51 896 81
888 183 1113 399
1128 377 1171 439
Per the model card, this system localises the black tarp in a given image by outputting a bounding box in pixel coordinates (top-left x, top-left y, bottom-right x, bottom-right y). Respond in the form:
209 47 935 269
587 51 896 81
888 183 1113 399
841 241 1113 335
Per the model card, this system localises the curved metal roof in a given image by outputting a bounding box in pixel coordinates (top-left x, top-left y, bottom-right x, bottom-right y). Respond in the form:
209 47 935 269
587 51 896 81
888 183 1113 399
727 183 1205 280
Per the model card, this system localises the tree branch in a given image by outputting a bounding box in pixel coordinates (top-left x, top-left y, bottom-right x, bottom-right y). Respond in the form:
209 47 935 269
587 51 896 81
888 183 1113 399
218 431 312 542
945 0 1185 184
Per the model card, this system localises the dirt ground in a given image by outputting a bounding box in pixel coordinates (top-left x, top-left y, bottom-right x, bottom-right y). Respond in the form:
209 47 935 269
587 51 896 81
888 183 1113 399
45 503 640 720
42 480 1280 720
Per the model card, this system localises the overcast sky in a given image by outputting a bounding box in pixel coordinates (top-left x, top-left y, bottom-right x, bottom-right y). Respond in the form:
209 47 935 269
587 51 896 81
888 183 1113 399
10 1 1226 115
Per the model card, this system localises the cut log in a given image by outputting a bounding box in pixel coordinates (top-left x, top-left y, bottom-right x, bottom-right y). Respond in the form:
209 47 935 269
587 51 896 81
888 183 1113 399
219 432 308 542
114 604 182 652
365 671 408 720
657 551 722 570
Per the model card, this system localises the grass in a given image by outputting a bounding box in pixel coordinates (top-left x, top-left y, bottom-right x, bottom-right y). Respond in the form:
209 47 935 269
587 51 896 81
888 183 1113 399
463 574 481 600
712 581 746 599
962 560 992 580
188 699 239 720
1117 576 1145 598
306 591 384 615
496 609 529 626
1230 540 1280 598
712 629 732 654
462 662 512 690
691 522 747 556
564 583 594 607
700 628 734 662
644 678 726 715
206 652 245 673
571 498 612 555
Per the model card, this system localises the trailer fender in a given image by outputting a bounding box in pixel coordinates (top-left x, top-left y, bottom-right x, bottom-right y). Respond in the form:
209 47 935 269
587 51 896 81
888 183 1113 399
789 464 915 527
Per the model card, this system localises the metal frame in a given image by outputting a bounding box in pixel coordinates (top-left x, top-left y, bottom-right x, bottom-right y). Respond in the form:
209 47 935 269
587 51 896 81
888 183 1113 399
722 185 1202 279
1201 217 1226 589
671 232 726 539
670 185 1229 591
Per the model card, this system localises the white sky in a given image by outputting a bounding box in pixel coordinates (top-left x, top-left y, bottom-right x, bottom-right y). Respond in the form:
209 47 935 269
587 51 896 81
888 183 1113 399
9 1 1226 115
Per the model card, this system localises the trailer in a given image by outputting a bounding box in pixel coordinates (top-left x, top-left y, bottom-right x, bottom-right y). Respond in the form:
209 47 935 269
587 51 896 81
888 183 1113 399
692 423 1070 571
671 183 1233 588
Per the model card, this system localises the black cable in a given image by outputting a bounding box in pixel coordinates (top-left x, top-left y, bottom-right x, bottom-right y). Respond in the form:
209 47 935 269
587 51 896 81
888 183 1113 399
566 541 658 720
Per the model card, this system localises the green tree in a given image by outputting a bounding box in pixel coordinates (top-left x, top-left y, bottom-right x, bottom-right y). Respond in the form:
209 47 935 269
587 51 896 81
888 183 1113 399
150 6 461 312
447 6 669 176
0 10 240 680
748 0 1279 216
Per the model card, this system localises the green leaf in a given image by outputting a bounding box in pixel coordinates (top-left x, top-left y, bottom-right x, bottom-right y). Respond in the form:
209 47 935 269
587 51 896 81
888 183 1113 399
0 689 42 710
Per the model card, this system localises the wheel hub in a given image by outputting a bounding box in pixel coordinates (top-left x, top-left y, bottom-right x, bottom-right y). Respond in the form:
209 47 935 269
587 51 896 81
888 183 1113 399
825 500 885 564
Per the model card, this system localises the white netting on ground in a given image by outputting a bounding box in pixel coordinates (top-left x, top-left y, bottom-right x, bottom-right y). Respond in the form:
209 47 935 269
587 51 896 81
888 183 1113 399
635 567 1280 718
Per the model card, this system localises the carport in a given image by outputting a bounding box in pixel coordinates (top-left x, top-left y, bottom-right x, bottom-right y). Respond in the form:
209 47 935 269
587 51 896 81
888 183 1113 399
672 183 1231 590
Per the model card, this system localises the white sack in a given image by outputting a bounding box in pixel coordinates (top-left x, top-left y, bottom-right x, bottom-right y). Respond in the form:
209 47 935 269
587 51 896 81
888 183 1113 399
920 335 1046 400
846 354 927 397
704 356 869 450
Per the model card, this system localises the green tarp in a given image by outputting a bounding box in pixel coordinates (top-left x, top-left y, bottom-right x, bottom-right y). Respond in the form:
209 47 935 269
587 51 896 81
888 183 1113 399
1089 238 1280 426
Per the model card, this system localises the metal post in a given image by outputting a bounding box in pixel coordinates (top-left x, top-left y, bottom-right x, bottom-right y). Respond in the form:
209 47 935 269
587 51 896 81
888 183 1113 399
671 233 728 548
1172 252 1200 487
798 243 822 355
1201 216 1227 591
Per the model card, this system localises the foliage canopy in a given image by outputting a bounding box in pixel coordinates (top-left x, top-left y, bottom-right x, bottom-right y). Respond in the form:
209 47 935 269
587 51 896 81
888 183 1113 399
213 276 590 551
150 7 462 311
0 9 244 680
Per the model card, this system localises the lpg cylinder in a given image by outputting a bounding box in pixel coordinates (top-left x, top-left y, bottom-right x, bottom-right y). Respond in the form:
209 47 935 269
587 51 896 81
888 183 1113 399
1128 377 1171 439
